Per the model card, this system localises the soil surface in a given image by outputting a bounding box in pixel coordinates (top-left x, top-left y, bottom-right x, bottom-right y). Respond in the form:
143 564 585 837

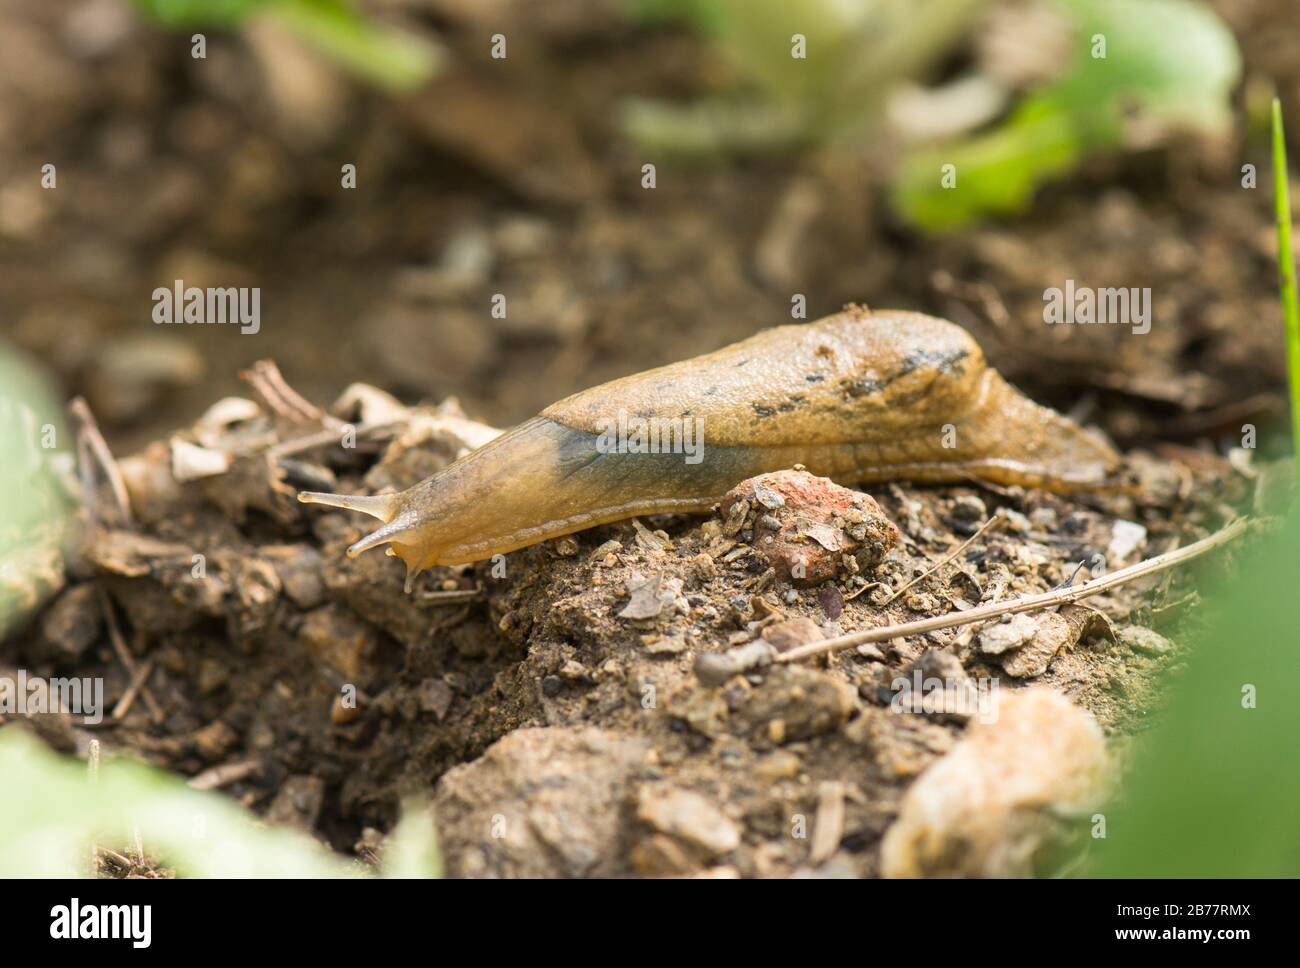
0 0 1292 876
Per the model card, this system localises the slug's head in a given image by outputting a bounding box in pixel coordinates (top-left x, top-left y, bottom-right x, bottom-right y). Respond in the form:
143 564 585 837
297 489 434 592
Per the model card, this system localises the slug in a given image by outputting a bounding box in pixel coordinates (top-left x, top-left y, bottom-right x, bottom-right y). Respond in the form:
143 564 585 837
300 307 1119 585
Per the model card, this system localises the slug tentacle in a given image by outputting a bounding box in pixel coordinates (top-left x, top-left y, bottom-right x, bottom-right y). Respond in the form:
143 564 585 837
297 491 398 521
343 514 423 559
300 308 1122 575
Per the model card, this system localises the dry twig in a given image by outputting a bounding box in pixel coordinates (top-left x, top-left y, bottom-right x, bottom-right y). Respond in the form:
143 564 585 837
97 588 164 723
112 656 158 721
776 517 1254 665
69 397 132 525
883 511 1002 605
188 758 263 792
266 420 397 459
241 359 340 428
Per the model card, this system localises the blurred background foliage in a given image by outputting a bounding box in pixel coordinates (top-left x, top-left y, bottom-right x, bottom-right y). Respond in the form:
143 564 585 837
132 0 443 90
0 347 74 641
1085 511 1300 877
1078 88 1300 878
126 0 1243 228
893 0 1240 229
0 728 441 876
627 0 1240 229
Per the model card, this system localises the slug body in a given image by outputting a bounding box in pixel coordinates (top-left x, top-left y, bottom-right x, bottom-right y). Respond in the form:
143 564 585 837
300 308 1118 580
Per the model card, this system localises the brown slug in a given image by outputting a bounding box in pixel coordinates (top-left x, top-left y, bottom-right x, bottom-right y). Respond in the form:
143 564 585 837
299 307 1119 585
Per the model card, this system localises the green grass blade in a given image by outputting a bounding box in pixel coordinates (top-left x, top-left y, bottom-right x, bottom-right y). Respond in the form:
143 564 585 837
1275 97 1300 477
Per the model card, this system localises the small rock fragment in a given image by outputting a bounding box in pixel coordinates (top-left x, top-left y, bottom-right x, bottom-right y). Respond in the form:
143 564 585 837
1000 605 1107 678
808 781 847 866
190 719 239 761
590 539 623 560
950 495 987 526
265 775 326 833
416 678 454 720
1107 520 1148 563
737 664 856 742
619 571 683 620
694 640 776 687
36 583 102 663
263 544 325 609
817 584 844 620
978 613 1040 655
559 659 588 681
435 727 650 877
797 522 843 551
880 688 1109 878
753 750 802 782
761 616 824 654
643 634 689 655
665 682 731 737
1117 625 1175 656
720 470 899 587
628 833 697 876
752 483 786 509
299 605 378 683
635 786 741 858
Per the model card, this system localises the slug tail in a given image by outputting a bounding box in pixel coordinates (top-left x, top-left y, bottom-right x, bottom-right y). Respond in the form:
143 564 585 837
968 371 1121 490
297 490 398 521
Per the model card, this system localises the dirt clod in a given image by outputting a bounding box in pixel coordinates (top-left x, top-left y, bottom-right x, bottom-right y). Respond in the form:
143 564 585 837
434 727 652 878
634 785 742 862
880 688 1109 878
721 471 900 587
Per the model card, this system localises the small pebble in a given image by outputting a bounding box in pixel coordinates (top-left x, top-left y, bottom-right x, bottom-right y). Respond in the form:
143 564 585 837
950 495 987 524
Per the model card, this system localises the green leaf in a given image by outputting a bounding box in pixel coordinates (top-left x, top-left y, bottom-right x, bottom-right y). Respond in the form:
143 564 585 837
892 96 1083 231
132 0 441 92
0 729 361 876
0 728 443 877
1085 514 1300 876
133 0 269 28
892 0 1241 232
268 0 441 92
0 346 74 640
1274 98 1300 478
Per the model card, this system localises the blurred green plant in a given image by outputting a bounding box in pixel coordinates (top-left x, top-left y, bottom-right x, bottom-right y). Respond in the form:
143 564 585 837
1084 511 1299 876
1274 98 1300 480
893 0 1241 230
0 346 75 641
628 0 1240 232
133 0 442 91
383 797 445 879
624 0 990 156
0 728 440 877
